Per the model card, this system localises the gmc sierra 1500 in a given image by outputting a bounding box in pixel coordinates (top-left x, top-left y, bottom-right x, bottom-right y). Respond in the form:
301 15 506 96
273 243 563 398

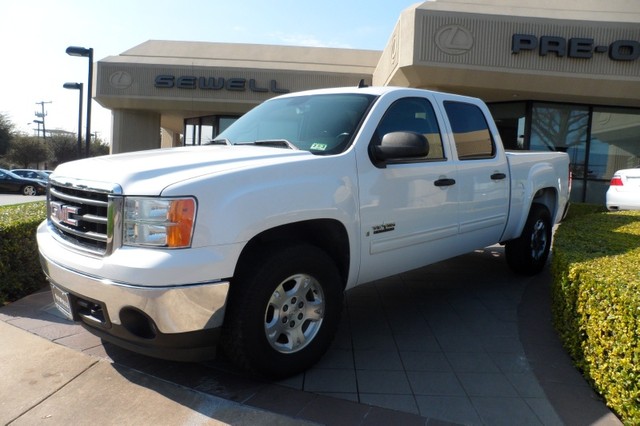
38 86 570 377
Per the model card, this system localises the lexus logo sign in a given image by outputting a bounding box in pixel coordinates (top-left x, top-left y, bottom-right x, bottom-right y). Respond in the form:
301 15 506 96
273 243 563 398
435 25 474 55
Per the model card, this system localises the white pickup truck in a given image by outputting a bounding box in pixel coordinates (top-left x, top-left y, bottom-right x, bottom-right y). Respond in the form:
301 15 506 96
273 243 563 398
38 86 570 378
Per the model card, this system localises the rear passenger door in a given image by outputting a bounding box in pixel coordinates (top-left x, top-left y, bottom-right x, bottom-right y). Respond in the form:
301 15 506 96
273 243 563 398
442 100 509 249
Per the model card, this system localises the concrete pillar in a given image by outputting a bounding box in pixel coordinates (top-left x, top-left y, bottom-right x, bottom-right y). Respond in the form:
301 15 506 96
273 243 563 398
111 110 161 153
173 131 182 147
161 128 182 148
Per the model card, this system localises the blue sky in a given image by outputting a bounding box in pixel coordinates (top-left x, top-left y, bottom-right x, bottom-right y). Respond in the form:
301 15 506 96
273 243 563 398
0 0 418 144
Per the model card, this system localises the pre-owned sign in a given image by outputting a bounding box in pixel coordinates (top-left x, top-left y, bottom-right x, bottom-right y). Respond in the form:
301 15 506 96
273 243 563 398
512 34 639 61
155 75 289 93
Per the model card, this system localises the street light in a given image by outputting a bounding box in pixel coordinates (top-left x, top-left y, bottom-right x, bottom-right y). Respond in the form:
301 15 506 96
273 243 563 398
32 120 43 138
63 82 83 158
66 46 93 157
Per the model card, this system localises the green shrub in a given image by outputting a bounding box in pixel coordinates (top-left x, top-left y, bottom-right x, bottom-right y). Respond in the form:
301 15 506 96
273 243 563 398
0 201 48 305
552 208 640 422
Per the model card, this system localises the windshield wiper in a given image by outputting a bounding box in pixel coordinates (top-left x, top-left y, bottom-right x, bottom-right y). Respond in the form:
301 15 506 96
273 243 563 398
206 138 232 145
253 139 299 150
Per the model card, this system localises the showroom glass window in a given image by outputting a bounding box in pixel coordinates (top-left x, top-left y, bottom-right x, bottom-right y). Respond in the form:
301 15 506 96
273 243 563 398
530 103 589 171
589 107 640 178
488 102 527 150
184 115 239 145
529 103 589 202
489 101 640 204
585 107 640 203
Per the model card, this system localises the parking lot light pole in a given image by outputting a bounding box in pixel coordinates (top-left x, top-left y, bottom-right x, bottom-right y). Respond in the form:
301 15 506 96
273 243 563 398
63 82 83 158
66 46 93 158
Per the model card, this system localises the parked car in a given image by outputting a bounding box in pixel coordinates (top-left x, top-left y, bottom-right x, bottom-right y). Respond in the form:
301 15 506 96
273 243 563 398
606 167 640 211
11 169 50 181
0 168 47 195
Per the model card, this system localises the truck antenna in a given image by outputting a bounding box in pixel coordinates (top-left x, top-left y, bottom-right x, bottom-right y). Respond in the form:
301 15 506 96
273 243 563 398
357 79 368 88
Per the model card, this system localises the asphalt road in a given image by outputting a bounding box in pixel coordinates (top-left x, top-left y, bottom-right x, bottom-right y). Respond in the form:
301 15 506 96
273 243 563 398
0 194 46 206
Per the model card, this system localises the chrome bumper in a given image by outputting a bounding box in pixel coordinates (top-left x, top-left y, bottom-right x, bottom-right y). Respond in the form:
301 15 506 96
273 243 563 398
39 251 230 335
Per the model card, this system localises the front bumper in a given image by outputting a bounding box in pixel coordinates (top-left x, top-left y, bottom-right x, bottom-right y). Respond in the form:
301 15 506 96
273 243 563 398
39 250 230 362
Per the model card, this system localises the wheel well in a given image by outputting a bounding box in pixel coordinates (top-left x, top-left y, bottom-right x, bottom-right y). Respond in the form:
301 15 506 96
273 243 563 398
234 219 350 288
532 188 557 218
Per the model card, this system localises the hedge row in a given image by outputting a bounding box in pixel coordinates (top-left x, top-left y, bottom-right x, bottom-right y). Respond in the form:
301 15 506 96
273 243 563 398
551 207 640 423
0 201 48 305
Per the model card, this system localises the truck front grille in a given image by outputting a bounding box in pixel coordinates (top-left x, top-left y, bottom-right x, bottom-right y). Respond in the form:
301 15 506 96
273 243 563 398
48 178 122 256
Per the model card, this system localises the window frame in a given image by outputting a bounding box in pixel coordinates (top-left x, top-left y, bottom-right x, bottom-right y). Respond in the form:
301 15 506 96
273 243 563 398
369 96 446 166
443 101 497 161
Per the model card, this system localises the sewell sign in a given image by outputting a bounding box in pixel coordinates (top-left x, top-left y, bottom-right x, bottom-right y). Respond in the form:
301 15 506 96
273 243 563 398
512 34 640 61
155 75 289 93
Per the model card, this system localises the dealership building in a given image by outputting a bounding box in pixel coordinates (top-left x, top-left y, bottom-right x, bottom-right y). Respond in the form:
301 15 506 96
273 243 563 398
95 0 640 203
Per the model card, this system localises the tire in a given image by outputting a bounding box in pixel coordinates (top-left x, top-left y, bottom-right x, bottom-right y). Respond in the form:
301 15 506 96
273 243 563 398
505 204 552 275
222 243 344 378
22 185 36 196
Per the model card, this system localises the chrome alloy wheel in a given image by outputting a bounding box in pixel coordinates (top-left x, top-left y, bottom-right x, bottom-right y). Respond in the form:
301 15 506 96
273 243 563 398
264 273 325 354
530 219 548 261
22 185 37 196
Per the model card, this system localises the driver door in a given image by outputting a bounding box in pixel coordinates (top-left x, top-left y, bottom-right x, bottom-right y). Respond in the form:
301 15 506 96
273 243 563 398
357 96 460 284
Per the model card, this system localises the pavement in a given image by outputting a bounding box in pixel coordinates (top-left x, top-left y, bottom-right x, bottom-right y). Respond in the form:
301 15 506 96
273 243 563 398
0 243 625 425
0 194 46 206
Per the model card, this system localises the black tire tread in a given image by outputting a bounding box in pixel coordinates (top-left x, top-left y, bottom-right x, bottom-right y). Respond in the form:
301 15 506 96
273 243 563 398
221 243 343 378
505 204 552 276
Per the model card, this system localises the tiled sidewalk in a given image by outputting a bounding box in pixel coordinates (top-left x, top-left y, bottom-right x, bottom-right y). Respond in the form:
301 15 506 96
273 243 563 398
1 245 621 425
278 246 561 424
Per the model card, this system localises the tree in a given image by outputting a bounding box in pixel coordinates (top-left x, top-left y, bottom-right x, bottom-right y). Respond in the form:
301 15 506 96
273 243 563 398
6 135 52 168
48 134 81 167
89 137 110 157
0 112 15 156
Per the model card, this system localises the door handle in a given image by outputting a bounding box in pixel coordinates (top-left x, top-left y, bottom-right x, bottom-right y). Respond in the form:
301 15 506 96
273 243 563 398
434 178 456 187
491 173 507 180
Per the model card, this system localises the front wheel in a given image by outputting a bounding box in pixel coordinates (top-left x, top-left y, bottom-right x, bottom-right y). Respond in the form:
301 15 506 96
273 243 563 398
505 204 552 275
222 244 344 378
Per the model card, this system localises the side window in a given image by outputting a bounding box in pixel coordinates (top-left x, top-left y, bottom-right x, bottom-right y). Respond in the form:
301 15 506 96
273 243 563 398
373 97 445 161
444 101 496 160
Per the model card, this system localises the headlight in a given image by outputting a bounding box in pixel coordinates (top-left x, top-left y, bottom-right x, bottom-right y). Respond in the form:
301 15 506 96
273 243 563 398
123 197 196 248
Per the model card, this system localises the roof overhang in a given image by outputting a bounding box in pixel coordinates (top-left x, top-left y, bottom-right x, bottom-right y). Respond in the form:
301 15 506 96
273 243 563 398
374 1 640 107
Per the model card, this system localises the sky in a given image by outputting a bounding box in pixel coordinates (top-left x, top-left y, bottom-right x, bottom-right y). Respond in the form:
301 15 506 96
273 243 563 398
0 0 420 145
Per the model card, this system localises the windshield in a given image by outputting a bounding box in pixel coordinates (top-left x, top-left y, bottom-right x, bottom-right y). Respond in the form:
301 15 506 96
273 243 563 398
214 93 376 155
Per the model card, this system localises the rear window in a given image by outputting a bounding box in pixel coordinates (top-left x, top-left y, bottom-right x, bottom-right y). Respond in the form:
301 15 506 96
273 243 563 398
444 101 495 160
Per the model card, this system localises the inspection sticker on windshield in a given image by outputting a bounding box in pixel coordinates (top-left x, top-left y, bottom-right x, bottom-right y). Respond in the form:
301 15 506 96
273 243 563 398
310 143 328 151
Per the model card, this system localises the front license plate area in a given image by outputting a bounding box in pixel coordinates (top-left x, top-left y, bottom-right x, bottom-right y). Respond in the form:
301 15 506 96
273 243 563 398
50 284 73 320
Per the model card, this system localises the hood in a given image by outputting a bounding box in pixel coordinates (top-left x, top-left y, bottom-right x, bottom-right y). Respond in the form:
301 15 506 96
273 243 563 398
51 145 311 195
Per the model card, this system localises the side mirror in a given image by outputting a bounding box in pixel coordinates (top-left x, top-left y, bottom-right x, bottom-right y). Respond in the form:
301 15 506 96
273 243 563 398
371 131 429 166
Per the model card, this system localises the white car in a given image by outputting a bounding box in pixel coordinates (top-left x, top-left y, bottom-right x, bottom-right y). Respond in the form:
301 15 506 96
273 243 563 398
606 167 640 211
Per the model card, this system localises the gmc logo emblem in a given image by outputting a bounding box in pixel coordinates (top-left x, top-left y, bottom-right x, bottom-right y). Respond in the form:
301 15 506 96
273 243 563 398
50 202 80 226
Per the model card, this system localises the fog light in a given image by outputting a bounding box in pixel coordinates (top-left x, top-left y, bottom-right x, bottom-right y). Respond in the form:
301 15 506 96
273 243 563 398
120 308 156 339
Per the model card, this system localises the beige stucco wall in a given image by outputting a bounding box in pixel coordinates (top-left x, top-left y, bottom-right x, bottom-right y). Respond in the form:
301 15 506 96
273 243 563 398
111 110 160 153
96 41 379 132
374 0 640 107
95 41 380 153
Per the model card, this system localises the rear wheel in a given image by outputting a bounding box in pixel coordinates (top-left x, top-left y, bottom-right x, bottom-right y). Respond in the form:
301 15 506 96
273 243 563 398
22 185 36 196
505 204 552 275
222 243 343 378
